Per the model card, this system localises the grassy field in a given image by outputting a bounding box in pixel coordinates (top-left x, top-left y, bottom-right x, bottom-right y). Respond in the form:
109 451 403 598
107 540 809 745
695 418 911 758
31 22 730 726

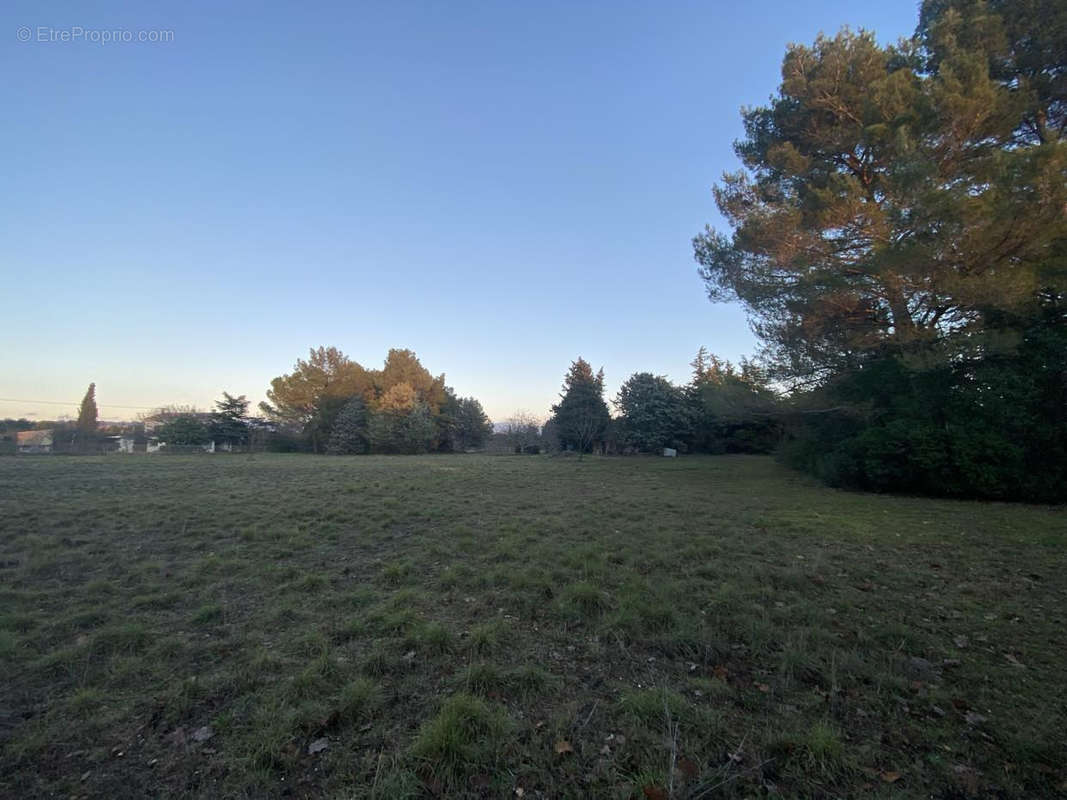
1 454 1065 799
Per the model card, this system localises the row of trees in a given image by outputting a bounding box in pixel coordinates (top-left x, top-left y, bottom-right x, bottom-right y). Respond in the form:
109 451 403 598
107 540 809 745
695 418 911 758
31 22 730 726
259 347 492 454
543 349 781 455
693 0 1066 501
25 351 492 456
148 394 262 447
18 383 105 452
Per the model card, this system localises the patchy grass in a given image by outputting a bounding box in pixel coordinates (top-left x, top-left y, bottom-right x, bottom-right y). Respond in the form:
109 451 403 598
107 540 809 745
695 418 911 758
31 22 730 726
0 453 1065 798
410 693 512 787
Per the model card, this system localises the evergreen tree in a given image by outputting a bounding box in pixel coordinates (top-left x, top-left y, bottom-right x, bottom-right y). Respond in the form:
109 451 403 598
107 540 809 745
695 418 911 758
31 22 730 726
327 397 370 454
453 396 493 450
76 383 98 434
433 388 461 452
304 394 350 454
549 358 611 455
693 22 1066 385
368 401 437 454
211 392 250 446
156 415 211 446
260 346 375 433
686 351 780 454
615 373 691 452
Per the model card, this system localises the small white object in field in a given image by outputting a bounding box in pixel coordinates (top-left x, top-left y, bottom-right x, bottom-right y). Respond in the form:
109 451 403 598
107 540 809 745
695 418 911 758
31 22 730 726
191 726 214 743
663 448 677 457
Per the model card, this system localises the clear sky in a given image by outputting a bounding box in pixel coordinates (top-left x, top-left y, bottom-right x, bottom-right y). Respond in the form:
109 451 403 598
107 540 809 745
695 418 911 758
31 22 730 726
2 1 920 423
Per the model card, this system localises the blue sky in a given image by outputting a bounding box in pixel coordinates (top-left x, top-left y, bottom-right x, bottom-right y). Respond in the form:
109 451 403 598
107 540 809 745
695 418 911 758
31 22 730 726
2 1 919 423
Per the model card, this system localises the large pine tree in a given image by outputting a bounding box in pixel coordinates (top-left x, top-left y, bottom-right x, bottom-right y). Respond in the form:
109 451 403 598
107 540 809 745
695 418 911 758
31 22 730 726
694 1 1066 500
694 9 1066 385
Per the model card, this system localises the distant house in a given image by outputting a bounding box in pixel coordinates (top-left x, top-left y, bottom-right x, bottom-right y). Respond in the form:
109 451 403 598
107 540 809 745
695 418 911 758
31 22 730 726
110 435 136 454
16 430 54 454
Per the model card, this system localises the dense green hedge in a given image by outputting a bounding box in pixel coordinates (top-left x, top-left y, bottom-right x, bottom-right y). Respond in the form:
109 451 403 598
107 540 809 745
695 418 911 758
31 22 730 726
781 311 1067 503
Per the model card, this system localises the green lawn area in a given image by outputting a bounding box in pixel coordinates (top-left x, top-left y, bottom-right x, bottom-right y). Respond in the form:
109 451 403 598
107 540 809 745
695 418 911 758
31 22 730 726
1 454 1065 799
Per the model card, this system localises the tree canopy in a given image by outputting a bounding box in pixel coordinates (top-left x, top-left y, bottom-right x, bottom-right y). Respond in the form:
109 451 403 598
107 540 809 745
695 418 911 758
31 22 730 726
211 392 250 446
614 373 690 452
695 0 1066 500
261 347 490 454
451 397 493 451
156 415 211 446
260 346 374 430
549 358 611 454
694 9 1066 385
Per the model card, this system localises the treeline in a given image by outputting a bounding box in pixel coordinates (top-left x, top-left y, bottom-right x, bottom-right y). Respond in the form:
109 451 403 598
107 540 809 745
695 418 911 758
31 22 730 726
259 347 492 454
693 0 1066 502
2 383 110 453
2 388 266 454
3 349 493 457
541 348 780 455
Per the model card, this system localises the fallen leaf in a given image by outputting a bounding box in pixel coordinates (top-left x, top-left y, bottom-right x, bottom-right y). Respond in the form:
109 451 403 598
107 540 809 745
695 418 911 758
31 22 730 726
713 665 729 681
307 737 328 755
954 635 969 649
555 739 574 756
677 756 700 779
881 771 902 783
964 711 987 726
1004 653 1026 668
642 785 668 800
755 683 771 693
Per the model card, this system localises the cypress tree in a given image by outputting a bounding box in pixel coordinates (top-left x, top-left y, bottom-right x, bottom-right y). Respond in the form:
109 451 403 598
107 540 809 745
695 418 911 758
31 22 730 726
76 383 98 434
